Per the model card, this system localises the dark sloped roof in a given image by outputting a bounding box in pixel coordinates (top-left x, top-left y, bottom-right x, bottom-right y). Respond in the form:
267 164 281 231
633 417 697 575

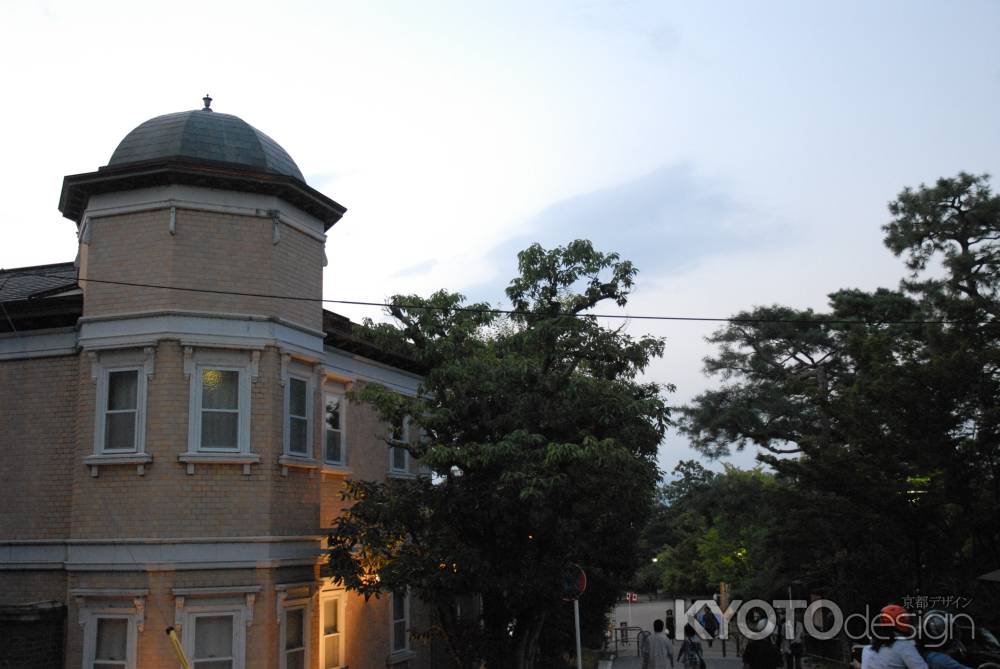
0 262 78 302
322 309 425 374
107 110 304 182
0 262 81 333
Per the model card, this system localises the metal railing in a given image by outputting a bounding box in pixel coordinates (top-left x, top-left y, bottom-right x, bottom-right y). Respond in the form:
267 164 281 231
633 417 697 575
606 625 649 657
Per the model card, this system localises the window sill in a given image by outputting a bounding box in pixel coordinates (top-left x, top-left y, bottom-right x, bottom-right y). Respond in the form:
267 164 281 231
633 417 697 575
320 464 352 477
387 649 417 665
387 470 417 480
278 454 320 476
83 453 153 477
178 452 260 475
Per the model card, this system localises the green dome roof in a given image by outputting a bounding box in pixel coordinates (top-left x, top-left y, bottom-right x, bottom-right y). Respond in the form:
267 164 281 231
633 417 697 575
107 107 305 182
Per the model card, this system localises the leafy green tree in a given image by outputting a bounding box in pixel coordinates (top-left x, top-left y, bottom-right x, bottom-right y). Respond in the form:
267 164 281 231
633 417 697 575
648 463 785 599
326 241 671 669
677 173 1000 611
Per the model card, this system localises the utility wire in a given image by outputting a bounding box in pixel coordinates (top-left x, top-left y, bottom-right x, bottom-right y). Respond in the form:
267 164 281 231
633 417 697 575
2 268 997 327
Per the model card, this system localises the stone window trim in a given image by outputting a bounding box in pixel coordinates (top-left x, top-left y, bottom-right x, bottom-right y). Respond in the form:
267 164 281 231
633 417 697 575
276 582 314 669
172 586 259 669
86 348 155 477
320 463 353 478
281 356 319 474
182 348 257 475
72 588 148 669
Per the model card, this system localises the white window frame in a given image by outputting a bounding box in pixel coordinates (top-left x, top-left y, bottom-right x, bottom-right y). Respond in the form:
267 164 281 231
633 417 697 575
319 591 345 669
96 365 145 455
174 593 254 669
73 589 146 669
323 393 347 467
283 368 314 458
91 350 152 456
387 416 411 476
186 609 241 669
278 595 312 669
82 612 138 669
390 589 410 655
186 350 253 456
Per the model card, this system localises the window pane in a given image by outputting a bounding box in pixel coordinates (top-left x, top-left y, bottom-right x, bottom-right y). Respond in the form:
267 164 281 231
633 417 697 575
393 620 407 651
289 378 307 417
94 664 126 669
324 635 340 668
95 618 127 661
285 608 304 649
105 412 136 451
286 649 305 669
201 412 238 449
107 371 138 410
325 397 341 431
201 370 239 410
290 416 308 454
390 417 405 442
325 430 342 464
194 615 233 659
393 593 405 620
323 599 338 635
391 446 406 471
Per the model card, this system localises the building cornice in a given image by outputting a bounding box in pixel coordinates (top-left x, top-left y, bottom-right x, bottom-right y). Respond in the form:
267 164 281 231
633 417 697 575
80 183 328 245
78 310 325 358
60 158 346 230
0 327 78 360
0 536 325 572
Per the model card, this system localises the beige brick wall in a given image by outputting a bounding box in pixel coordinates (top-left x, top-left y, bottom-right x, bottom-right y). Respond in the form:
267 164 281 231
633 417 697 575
67 342 412 540
70 343 312 539
60 565 412 669
0 355 77 540
82 208 322 331
0 342 428 668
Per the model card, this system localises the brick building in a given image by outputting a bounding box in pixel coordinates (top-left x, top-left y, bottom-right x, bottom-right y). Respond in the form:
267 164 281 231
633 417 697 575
0 99 432 669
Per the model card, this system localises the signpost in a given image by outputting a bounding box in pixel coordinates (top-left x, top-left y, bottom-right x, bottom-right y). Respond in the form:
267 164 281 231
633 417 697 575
625 591 638 626
563 564 588 669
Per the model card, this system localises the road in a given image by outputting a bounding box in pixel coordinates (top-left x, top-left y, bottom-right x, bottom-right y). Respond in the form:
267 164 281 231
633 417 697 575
610 599 744 669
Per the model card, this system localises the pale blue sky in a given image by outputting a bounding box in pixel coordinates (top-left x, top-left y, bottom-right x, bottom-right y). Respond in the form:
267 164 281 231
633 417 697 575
2 0 998 473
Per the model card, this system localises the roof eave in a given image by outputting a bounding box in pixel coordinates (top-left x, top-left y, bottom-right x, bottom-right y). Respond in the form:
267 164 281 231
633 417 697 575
58 159 347 231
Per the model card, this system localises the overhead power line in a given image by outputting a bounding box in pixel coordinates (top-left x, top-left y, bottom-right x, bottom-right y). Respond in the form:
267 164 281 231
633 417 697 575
2 268 997 327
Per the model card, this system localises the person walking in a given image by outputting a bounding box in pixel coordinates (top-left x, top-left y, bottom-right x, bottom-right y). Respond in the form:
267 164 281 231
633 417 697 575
678 623 705 669
780 614 804 669
704 608 720 648
744 619 783 669
643 619 675 669
666 609 677 639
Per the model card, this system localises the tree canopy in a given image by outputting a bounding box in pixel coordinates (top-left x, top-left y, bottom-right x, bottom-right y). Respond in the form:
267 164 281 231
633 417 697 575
326 240 671 669
671 173 1000 613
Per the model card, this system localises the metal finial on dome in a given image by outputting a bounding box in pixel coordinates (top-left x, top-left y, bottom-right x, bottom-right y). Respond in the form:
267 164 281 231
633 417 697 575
202 94 213 112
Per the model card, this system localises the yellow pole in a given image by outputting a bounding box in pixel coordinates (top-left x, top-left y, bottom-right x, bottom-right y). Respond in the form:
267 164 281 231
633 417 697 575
166 627 193 669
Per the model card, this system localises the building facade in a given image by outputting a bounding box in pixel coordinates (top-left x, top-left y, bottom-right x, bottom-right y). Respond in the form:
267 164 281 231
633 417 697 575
0 100 432 669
